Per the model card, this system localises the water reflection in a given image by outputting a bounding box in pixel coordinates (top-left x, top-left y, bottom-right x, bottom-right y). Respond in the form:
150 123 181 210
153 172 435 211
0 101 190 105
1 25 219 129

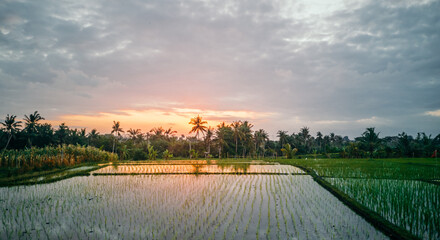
216 162 250 173
93 163 304 174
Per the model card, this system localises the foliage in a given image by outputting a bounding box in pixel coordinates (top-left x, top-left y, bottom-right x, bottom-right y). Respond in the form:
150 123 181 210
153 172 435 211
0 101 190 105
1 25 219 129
188 115 208 139
1 112 439 160
0 145 117 174
148 145 157 160
281 144 298 159
162 149 173 160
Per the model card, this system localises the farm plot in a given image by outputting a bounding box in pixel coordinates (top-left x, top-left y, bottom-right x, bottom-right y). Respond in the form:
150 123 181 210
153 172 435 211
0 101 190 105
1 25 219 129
326 178 440 240
93 164 305 174
0 174 386 239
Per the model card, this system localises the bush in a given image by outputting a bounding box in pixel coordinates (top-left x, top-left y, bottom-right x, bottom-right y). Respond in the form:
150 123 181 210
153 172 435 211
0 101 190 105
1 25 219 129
0 145 118 174
132 148 147 160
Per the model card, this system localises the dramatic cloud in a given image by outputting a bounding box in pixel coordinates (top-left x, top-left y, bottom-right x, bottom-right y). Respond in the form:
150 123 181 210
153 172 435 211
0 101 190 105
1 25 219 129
1 0 439 138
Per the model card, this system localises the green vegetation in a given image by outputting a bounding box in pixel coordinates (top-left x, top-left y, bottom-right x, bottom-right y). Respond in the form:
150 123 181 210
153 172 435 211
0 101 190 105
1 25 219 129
275 158 440 180
1 112 439 161
1 112 439 239
281 143 298 159
327 178 439 239
0 145 117 176
274 157 440 239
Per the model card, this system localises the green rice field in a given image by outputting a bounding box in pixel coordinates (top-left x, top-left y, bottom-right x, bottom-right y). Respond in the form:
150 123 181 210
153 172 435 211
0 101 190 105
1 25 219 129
276 158 440 240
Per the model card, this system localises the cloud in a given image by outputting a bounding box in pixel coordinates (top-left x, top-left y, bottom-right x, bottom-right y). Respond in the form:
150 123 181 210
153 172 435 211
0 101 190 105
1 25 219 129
425 110 440 117
0 0 439 138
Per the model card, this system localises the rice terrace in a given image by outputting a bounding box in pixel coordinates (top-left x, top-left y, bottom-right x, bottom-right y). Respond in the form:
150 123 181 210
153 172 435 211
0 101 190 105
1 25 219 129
1 0 440 239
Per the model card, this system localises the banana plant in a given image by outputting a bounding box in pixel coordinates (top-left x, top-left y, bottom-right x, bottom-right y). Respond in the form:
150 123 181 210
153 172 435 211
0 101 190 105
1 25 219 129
281 143 298 159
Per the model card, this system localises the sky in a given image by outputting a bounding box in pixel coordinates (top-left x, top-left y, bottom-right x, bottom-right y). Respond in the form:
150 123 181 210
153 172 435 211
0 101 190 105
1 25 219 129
1 0 439 139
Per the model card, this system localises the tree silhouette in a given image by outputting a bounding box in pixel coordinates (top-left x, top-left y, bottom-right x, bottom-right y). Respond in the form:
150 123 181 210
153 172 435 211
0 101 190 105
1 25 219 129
361 127 381 158
254 129 269 158
24 111 45 147
239 121 253 157
88 129 99 146
277 130 288 148
204 126 214 155
1 114 22 150
215 122 230 158
231 121 242 157
111 121 124 153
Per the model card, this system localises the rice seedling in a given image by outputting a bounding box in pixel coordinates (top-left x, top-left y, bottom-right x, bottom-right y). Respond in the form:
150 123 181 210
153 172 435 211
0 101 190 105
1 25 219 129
0 164 387 239
327 177 440 239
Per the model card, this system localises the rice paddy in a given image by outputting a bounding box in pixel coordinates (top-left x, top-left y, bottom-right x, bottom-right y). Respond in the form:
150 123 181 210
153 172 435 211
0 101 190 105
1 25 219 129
326 178 440 240
0 162 387 240
275 157 440 240
93 163 305 175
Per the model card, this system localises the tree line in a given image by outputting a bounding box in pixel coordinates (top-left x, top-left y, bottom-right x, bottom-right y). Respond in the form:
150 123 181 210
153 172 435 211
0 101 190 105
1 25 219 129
1 112 439 159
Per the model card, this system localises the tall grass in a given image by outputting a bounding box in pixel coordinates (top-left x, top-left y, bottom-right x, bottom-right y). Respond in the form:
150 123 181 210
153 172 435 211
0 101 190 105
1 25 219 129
0 145 117 173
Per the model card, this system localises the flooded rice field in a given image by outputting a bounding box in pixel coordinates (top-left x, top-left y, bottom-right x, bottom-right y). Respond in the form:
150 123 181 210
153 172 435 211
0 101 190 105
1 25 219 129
0 163 387 239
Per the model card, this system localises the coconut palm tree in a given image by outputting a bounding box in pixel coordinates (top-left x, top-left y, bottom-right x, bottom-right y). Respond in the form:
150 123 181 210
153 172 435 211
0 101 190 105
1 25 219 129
87 129 99 146
150 127 165 136
1 114 22 150
299 126 311 153
360 127 381 158
231 121 242 157
239 121 253 157
215 122 229 158
111 121 124 153
277 130 288 148
204 127 214 156
127 128 141 140
254 129 268 158
316 131 323 152
188 115 208 139
164 127 177 139
24 111 45 147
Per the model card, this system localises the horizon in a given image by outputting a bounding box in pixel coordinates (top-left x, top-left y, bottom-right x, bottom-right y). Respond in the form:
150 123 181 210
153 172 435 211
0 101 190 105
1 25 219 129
2 110 438 141
1 0 439 140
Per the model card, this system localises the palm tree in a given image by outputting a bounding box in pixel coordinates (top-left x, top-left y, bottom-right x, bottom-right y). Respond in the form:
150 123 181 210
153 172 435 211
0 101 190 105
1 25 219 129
24 111 45 147
1 114 22 150
277 130 288 148
55 123 70 145
239 121 253 157
299 126 311 153
87 129 99 146
231 121 242 157
316 131 323 152
254 129 268 158
111 121 124 153
164 127 177 138
128 128 141 140
329 132 336 148
204 127 214 156
215 122 229 158
150 127 165 136
361 127 381 158
188 115 208 139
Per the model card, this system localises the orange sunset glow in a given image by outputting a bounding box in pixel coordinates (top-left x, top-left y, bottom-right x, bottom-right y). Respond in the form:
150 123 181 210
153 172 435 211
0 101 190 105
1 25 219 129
46 108 276 136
